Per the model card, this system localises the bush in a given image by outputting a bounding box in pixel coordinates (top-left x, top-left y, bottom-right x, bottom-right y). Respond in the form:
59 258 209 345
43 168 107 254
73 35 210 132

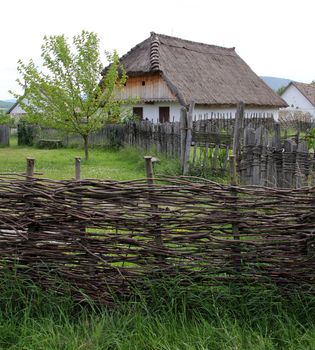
17 121 37 146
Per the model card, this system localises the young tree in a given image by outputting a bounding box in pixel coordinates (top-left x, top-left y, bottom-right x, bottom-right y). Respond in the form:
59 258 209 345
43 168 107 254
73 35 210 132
11 30 127 160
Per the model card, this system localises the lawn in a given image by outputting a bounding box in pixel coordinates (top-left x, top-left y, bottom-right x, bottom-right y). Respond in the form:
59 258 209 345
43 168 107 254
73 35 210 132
0 137 179 180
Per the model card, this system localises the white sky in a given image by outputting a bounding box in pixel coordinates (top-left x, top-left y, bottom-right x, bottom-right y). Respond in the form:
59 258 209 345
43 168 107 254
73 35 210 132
1 0 314 100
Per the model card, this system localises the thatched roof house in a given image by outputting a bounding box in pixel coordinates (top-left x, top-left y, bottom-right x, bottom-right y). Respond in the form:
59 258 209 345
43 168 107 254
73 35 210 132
103 32 287 122
281 82 315 118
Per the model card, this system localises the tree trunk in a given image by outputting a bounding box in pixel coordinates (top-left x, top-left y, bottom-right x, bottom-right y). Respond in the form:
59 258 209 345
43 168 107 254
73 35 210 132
83 135 89 160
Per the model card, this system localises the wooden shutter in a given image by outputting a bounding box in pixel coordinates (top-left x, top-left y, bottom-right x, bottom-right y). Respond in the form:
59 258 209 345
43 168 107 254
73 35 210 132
159 107 170 123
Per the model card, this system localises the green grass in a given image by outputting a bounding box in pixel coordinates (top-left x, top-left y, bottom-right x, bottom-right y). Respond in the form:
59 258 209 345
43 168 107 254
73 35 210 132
0 272 314 349
0 137 180 180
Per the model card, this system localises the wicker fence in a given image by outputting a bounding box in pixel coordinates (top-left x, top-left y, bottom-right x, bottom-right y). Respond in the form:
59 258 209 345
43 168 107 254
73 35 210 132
0 166 314 305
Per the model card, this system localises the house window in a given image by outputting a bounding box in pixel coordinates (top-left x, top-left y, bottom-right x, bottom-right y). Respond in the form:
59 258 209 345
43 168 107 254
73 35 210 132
133 107 143 120
142 81 145 86
159 107 170 123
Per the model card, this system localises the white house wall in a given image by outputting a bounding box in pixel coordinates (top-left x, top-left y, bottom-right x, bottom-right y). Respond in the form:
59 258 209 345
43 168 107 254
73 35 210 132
281 85 315 117
125 102 279 122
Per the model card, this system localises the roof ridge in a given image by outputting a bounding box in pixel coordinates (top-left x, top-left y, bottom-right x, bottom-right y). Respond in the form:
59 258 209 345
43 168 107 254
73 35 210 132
293 81 315 88
150 32 160 71
152 32 235 51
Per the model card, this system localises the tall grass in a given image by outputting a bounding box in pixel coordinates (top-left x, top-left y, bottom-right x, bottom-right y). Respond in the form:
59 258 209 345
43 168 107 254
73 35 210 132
0 270 314 349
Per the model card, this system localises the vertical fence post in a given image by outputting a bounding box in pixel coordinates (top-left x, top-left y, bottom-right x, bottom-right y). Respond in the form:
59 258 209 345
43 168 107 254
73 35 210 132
180 108 187 173
144 156 164 259
144 156 154 186
230 155 237 186
26 157 37 234
26 157 35 178
229 155 241 271
183 102 195 175
232 102 245 181
75 157 81 180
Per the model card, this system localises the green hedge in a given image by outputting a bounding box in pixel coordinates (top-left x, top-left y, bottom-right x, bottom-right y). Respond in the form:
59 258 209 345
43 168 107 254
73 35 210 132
17 122 36 146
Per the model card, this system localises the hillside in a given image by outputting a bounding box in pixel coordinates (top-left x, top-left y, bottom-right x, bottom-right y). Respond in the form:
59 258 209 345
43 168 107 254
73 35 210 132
260 76 292 91
0 100 15 111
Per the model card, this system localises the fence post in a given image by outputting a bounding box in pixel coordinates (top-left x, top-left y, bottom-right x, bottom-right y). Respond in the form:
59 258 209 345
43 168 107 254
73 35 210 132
229 155 241 272
75 157 81 180
232 102 245 180
144 156 154 186
26 157 38 235
232 102 245 158
144 156 164 259
230 155 237 186
183 102 195 175
0 125 10 147
180 108 187 173
26 157 35 178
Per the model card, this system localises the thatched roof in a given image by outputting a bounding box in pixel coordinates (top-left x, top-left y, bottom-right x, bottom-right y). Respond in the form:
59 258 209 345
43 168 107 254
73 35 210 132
103 32 287 108
283 82 315 107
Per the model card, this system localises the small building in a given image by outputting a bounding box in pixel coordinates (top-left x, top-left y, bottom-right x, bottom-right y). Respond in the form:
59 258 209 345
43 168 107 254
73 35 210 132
6 99 27 119
280 82 315 118
104 32 287 122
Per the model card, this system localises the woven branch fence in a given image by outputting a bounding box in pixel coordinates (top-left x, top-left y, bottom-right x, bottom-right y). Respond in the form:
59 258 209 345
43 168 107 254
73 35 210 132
0 170 314 305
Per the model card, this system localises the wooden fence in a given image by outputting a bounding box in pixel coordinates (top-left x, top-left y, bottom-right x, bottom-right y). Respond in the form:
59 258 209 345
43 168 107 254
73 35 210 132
0 125 10 147
23 102 315 187
0 157 314 305
239 125 315 187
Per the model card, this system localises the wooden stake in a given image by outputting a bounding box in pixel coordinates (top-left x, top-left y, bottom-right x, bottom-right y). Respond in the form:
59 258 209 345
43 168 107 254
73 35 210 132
183 101 195 175
230 154 241 271
180 108 187 172
26 158 35 178
229 155 237 186
144 156 164 257
232 102 245 157
75 157 81 180
144 156 154 185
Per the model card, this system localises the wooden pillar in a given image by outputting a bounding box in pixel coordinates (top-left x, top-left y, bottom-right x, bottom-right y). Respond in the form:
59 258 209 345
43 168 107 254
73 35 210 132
180 108 187 172
75 157 81 180
26 158 35 178
183 102 195 175
26 157 37 234
144 156 154 185
229 155 241 271
229 155 237 186
232 102 245 157
144 156 164 258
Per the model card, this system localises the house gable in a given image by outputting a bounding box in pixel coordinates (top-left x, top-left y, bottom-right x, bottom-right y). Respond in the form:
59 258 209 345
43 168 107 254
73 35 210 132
7 100 26 116
115 74 177 102
281 84 315 114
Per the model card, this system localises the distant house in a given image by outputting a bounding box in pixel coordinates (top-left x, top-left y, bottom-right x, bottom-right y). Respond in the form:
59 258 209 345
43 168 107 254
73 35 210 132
7 99 27 119
103 32 287 122
280 82 315 118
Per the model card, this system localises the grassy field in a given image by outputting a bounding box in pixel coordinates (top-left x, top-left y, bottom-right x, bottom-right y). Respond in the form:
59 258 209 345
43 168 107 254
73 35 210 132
0 137 179 180
0 272 314 350
0 139 315 349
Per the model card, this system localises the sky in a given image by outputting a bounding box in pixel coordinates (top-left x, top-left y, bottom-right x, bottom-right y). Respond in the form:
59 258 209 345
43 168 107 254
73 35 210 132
0 0 314 100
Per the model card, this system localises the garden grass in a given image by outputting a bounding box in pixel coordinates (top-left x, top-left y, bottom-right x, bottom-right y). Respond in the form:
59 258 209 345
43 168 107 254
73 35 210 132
0 137 179 180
